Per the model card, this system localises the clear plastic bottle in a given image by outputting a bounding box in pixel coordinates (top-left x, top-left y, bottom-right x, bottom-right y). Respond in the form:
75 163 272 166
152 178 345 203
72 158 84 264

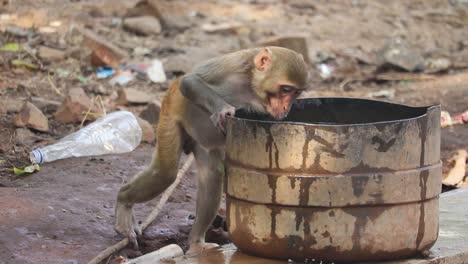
30 111 142 164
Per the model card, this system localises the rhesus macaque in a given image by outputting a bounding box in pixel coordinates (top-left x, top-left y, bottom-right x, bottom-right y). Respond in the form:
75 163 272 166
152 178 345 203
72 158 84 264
115 47 308 253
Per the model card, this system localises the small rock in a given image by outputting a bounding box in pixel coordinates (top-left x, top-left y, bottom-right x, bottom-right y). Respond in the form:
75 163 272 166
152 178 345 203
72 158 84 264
14 102 49 132
117 88 151 105
133 46 151 57
123 16 162 36
136 116 156 144
4 25 31 38
124 0 166 27
257 35 310 63
79 27 128 68
201 21 244 34
424 57 452 73
139 100 161 125
54 88 99 123
30 97 61 114
15 128 39 145
38 46 66 62
377 38 424 72
88 83 109 95
367 89 395 99
163 55 194 75
0 98 23 113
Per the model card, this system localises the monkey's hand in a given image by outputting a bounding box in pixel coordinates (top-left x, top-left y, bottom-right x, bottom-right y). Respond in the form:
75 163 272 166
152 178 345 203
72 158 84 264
115 202 142 248
210 104 235 134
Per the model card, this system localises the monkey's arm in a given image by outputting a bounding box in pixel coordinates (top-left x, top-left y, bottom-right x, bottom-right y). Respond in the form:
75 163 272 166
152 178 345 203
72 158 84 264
180 74 235 132
180 74 230 114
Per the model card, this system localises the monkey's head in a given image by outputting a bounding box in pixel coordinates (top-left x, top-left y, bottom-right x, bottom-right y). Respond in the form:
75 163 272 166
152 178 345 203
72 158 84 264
251 47 308 120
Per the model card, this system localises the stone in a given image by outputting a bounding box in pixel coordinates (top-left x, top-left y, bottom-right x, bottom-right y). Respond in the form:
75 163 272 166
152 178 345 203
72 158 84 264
424 57 452 73
201 21 244 34
139 100 161 125
30 97 61 114
257 35 310 63
124 0 166 27
37 46 66 62
14 102 49 132
136 116 156 144
54 88 99 123
162 55 194 75
0 104 5 115
79 27 128 68
0 98 23 113
15 128 39 145
117 88 151 105
123 16 162 36
377 38 425 72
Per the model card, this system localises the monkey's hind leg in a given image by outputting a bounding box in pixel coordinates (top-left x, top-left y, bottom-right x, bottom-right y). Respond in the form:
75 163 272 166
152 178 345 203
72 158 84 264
115 114 183 246
187 146 224 253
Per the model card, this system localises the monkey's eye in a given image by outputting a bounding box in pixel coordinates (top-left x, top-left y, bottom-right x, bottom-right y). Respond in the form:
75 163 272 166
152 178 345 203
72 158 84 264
280 85 295 94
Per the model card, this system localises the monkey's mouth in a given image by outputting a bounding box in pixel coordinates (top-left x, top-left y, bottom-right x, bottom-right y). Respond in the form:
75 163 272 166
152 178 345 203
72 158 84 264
266 106 291 120
271 112 288 120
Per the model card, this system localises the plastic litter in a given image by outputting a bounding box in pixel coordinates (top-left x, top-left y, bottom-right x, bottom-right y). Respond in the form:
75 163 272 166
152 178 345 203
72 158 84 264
96 67 114 79
30 111 142 164
147 59 167 83
441 110 468 128
0 43 20 52
318 63 333 80
11 60 38 70
13 164 40 175
109 70 135 86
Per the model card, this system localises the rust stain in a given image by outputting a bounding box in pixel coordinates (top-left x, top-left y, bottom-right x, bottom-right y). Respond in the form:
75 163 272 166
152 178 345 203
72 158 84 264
259 123 279 169
301 129 315 169
322 230 333 244
344 206 387 256
311 133 346 158
274 142 279 168
416 116 428 249
351 176 370 197
371 136 396 152
299 176 317 206
267 174 278 204
270 206 280 239
288 176 296 189
346 161 396 174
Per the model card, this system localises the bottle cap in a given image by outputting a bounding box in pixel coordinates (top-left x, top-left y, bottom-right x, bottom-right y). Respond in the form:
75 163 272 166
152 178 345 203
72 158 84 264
30 148 44 164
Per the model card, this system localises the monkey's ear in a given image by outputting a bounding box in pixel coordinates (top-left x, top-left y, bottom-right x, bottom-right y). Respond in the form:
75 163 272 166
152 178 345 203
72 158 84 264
254 47 272 71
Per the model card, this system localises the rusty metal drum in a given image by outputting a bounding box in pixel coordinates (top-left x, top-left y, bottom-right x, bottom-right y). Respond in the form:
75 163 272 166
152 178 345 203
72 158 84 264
225 98 441 262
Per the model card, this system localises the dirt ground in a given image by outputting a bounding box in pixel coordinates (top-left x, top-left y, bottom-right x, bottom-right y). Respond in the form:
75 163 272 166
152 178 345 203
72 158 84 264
0 0 467 263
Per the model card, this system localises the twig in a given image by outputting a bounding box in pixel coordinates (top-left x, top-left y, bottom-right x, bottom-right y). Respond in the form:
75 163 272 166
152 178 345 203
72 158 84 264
47 71 63 96
80 96 107 127
80 97 96 128
88 154 195 264
98 96 107 116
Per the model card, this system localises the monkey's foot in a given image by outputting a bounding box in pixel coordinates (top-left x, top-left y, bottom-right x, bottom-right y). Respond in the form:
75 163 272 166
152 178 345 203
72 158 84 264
114 202 142 248
186 242 220 255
